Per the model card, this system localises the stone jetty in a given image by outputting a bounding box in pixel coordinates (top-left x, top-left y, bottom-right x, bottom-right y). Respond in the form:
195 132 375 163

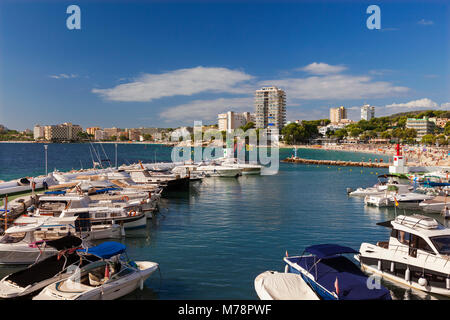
282 156 389 168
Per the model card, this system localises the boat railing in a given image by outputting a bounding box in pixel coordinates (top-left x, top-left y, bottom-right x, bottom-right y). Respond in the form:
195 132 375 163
386 244 450 268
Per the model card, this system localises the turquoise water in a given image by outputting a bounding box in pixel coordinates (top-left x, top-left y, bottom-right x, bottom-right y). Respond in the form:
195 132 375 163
0 143 439 300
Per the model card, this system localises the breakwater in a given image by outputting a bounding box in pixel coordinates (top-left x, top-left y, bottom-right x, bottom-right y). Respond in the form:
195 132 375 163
282 156 389 168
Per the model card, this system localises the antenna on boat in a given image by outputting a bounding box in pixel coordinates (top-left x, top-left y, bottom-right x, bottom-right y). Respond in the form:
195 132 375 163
115 143 118 169
99 143 112 168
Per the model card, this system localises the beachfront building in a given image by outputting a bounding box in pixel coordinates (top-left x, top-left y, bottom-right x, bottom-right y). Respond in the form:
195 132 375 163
33 125 45 140
43 123 82 141
218 111 254 132
94 129 107 141
361 104 375 121
406 117 436 140
86 127 101 136
330 106 347 124
318 123 346 136
127 128 141 141
254 86 286 135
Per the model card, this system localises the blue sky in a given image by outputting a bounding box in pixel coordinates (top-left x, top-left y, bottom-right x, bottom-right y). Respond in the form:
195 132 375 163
0 0 448 130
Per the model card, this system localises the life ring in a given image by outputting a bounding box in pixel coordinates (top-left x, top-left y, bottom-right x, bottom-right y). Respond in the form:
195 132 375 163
128 210 137 217
122 196 130 201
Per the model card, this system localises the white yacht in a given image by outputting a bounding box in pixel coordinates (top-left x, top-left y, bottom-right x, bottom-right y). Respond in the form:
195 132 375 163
357 214 450 296
33 242 159 300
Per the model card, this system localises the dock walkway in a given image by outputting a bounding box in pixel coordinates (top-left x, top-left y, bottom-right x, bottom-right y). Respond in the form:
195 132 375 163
282 157 389 168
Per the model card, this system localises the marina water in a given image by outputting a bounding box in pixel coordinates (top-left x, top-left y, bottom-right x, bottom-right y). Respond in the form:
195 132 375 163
0 143 441 300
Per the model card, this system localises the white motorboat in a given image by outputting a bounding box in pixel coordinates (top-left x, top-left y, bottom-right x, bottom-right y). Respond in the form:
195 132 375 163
254 271 319 300
0 218 63 265
364 184 426 208
29 194 147 229
0 175 58 196
358 214 450 296
349 175 401 197
183 162 242 178
419 196 449 213
33 242 159 300
217 157 262 175
0 235 92 299
0 215 120 265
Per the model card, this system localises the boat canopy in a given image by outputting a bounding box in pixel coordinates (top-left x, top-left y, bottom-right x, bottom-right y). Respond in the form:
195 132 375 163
45 235 83 250
305 244 358 259
78 241 126 259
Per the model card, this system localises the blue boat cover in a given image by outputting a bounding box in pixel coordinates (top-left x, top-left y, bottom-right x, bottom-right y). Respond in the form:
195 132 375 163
78 241 126 259
287 255 391 300
44 190 66 195
305 244 359 259
94 187 119 194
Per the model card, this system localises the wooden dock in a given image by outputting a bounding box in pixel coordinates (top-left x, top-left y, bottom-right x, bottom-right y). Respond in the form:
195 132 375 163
282 157 389 168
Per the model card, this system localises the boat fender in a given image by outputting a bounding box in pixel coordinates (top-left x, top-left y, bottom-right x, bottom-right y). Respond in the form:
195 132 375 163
390 262 395 273
284 264 289 273
418 277 427 287
446 278 450 289
405 268 411 282
377 260 382 271
140 277 144 290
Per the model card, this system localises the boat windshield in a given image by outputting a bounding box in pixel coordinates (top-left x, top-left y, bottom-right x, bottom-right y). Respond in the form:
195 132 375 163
0 232 26 244
430 236 450 255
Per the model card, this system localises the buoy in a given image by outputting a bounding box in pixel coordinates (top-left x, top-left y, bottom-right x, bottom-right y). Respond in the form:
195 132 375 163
390 262 395 273
418 277 428 287
377 260 382 271
405 267 411 282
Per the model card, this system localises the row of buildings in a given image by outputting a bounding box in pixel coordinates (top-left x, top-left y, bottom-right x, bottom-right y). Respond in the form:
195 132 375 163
33 123 83 141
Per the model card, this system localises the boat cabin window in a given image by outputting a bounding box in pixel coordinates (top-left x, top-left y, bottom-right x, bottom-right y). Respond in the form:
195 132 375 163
0 232 26 244
412 235 434 254
430 236 450 255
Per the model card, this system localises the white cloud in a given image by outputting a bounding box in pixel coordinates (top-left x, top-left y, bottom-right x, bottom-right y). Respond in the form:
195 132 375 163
297 62 347 75
159 97 253 122
418 19 434 26
92 66 254 102
384 98 439 109
262 74 409 100
49 73 78 79
370 98 449 117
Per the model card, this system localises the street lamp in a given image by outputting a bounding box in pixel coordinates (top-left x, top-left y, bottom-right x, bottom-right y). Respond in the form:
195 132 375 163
44 145 48 175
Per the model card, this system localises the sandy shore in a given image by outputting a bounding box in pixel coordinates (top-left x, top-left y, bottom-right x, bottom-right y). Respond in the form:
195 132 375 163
279 143 450 167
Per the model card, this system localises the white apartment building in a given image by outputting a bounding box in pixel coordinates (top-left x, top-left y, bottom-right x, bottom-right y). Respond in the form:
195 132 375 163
361 104 375 121
406 117 436 140
33 125 45 140
330 106 347 124
254 86 286 135
218 111 254 132
43 122 83 141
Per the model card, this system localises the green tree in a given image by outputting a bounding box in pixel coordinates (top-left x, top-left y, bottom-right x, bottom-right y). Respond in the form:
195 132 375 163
143 134 153 141
421 134 435 145
281 123 308 144
119 134 128 141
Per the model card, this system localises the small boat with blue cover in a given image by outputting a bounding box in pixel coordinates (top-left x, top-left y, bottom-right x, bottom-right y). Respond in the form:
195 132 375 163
283 244 391 300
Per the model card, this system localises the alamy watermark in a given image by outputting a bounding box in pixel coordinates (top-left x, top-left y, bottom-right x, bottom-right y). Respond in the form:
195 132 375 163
169 121 279 175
